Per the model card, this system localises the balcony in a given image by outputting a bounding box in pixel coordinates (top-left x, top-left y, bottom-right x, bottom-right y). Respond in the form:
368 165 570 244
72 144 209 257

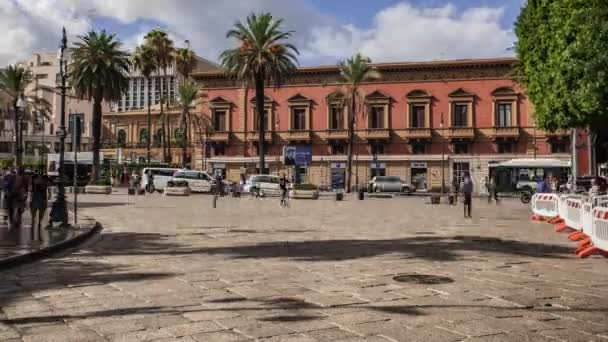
404 128 432 141
207 131 230 143
544 129 570 140
491 126 520 140
322 129 349 141
447 127 475 140
248 131 273 142
286 130 311 141
363 128 390 141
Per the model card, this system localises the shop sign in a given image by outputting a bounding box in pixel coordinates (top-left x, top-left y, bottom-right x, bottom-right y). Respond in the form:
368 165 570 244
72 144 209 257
214 163 226 168
331 162 346 169
411 162 427 169
370 162 386 169
283 145 312 167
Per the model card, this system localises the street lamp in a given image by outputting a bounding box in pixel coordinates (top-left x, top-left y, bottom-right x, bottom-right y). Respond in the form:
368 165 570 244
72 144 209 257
48 27 69 227
440 112 446 196
15 98 25 167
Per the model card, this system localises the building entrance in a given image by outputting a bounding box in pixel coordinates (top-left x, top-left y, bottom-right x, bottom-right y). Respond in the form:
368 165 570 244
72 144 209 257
411 162 428 191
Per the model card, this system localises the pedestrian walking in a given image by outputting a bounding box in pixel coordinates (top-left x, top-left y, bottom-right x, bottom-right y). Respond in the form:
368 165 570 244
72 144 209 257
9 167 30 229
279 173 289 208
30 173 49 239
488 174 498 203
145 170 154 193
451 176 459 204
462 172 473 218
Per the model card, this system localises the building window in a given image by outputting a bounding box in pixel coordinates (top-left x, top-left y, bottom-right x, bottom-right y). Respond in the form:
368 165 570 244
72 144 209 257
0 142 11 153
213 110 227 132
453 162 470 186
213 145 226 156
291 107 307 130
496 103 512 127
154 129 163 147
411 105 426 128
331 145 345 155
49 123 54 135
117 129 127 147
453 104 468 127
497 142 512 154
369 106 385 129
36 74 48 80
454 143 469 154
371 144 385 155
551 142 568 154
412 144 426 155
253 109 269 131
139 128 149 143
329 106 344 129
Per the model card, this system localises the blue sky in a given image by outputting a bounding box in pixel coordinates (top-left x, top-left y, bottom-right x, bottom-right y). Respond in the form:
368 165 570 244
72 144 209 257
2 0 524 66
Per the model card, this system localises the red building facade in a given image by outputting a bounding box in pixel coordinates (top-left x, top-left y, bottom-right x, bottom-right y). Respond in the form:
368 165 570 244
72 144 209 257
192 58 579 192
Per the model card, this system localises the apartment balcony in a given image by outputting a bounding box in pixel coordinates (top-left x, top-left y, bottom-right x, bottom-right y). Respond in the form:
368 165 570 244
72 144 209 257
363 128 390 141
544 129 570 140
248 131 273 142
286 130 312 141
491 126 520 140
447 127 475 140
404 128 432 141
321 129 349 141
207 131 230 143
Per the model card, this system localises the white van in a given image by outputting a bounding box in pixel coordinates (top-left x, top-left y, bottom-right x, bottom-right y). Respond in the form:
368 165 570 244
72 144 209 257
171 170 215 193
243 174 281 196
141 167 180 192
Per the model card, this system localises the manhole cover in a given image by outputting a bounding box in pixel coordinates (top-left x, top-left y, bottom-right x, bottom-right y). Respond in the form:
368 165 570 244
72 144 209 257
393 274 454 285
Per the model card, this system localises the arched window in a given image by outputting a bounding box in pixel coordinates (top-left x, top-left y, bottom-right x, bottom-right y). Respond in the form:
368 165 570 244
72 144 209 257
154 129 163 147
174 128 183 140
139 128 149 143
117 129 127 147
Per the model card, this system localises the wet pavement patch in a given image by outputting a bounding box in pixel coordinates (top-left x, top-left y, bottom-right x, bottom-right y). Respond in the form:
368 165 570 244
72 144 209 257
393 274 454 285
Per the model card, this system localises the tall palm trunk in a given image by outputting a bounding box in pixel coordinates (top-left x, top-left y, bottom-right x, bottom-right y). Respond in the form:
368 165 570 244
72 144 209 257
91 97 102 181
160 89 167 163
164 71 171 164
255 73 266 174
12 100 21 167
146 76 152 165
181 109 187 168
345 96 356 193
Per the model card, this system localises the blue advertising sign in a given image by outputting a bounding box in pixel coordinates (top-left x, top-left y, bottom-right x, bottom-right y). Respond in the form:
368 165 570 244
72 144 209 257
283 145 312 167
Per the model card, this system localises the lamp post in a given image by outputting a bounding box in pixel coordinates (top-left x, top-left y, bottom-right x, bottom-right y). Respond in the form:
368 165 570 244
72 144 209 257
440 112 445 196
48 27 68 227
15 97 25 167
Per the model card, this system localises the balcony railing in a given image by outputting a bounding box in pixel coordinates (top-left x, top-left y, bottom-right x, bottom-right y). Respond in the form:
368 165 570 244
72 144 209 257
363 128 390 140
491 126 520 139
447 127 475 140
207 131 230 142
544 129 570 139
248 131 273 142
286 130 311 141
404 127 432 140
100 142 193 149
322 129 349 140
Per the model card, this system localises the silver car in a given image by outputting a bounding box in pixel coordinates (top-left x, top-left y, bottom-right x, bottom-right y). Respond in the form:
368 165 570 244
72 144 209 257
369 176 413 193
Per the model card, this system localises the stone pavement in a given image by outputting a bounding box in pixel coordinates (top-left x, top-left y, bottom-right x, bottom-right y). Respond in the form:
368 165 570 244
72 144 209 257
1 191 608 342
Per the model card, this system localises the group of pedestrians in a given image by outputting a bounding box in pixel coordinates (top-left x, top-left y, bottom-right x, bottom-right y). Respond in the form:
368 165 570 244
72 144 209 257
1 167 50 235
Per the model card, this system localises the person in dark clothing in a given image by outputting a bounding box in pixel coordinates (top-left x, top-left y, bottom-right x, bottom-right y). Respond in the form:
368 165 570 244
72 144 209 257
279 174 289 208
462 172 473 218
452 177 460 204
488 174 498 203
30 173 49 239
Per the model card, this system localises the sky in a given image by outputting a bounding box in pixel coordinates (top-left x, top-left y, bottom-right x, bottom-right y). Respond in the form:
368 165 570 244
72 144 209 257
0 0 526 67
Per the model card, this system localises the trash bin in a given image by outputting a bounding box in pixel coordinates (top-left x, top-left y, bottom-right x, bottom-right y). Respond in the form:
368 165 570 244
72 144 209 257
448 195 455 205
128 187 135 195
358 188 365 200
336 192 343 201
430 194 440 204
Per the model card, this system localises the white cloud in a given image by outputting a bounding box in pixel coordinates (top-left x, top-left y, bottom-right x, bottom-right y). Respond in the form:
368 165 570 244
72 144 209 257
0 0 515 67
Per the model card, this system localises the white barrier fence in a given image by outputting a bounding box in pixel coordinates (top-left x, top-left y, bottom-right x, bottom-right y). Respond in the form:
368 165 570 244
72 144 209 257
592 207 608 252
531 193 560 218
564 197 583 232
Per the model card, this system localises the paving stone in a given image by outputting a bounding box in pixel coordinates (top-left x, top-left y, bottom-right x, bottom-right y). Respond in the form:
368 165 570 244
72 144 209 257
160 321 224 337
137 315 191 329
192 330 249 341
536 328 599 342
326 312 390 325
110 328 174 342
306 327 360 341
234 323 294 339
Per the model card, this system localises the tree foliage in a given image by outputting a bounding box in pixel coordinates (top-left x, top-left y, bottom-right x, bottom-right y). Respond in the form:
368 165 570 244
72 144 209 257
515 0 608 130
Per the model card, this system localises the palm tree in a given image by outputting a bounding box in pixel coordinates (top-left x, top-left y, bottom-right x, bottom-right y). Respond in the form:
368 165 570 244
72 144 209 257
339 53 380 193
133 44 158 165
144 29 175 163
177 81 199 168
220 13 299 174
69 30 130 181
0 65 51 166
191 114 213 171
174 46 197 164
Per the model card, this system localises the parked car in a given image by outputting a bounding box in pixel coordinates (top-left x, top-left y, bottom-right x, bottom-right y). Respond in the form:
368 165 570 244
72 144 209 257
171 170 218 193
244 174 281 196
368 176 413 193
141 167 180 193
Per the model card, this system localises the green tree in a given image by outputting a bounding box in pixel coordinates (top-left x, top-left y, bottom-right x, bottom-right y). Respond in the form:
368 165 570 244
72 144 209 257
220 13 299 174
177 81 199 168
175 46 197 163
0 65 52 166
515 0 608 130
144 29 175 163
69 30 130 181
339 53 380 192
133 43 158 165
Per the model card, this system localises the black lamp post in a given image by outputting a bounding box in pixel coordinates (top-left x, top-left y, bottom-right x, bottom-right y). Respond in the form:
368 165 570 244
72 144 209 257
440 112 445 196
15 97 25 167
48 27 68 227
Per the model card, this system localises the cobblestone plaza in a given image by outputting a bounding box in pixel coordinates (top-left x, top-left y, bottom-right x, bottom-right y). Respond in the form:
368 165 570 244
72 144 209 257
1 193 608 341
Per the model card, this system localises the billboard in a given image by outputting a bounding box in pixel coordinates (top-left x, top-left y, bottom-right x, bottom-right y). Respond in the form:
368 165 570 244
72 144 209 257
283 145 312 167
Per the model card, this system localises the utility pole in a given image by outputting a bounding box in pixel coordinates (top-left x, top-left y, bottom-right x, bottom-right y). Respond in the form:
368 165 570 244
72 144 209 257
440 112 445 195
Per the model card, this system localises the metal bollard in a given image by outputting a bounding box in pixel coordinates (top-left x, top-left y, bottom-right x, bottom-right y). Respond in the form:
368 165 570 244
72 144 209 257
213 195 218 208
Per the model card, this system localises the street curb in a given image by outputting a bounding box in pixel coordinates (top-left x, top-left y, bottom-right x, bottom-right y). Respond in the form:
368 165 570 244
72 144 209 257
0 222 103 271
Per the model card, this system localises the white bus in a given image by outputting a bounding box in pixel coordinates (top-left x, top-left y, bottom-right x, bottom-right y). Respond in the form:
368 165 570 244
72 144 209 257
489 158 570 193
141 167 180 192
